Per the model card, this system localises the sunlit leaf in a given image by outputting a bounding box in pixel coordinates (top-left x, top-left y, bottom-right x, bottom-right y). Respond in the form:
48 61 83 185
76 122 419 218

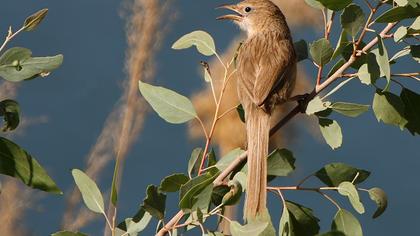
304 0 324 9
331 209 363 236
117 209 152 235
394 26 408 42
215 148 245 171
337 181 365 214
0 47 63 82
306 96 331 115
372 35 391 90
330 102 369 117
139 81 197 124
267 148 295 177
172 30 216 56
319 118 343 150
179 171 218 211
188 148 203 177
357 53 380 85
230 221 268 236
72 169 104 214
376 5 420 23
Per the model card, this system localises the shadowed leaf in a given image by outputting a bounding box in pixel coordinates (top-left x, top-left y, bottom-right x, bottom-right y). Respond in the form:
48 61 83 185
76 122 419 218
0 99 20 131
341 4 365 37
368 187 388 218
315 163 370 187
142 185 166 220
159 173 189 192
332 209 363 236
373 91 407 130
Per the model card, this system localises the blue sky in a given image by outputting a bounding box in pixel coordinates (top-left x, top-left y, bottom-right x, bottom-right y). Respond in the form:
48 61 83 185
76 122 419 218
0 0 419 235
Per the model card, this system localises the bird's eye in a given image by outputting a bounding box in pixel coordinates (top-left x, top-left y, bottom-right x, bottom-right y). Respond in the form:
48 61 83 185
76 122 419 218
244 7 252 13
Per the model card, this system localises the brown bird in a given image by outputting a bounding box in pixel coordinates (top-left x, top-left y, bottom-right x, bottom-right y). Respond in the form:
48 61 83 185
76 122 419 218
218 0 297 220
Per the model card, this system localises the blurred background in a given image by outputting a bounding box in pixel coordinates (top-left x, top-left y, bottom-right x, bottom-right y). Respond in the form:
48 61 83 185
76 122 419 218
0 0 418 235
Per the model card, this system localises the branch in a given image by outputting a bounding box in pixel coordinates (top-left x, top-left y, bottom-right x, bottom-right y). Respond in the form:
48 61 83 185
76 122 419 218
156 22 397 236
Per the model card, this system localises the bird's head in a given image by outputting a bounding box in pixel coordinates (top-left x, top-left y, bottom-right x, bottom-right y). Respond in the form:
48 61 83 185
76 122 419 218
217 0 285 36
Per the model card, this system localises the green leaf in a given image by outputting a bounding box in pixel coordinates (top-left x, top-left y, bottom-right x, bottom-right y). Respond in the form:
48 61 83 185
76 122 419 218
237 104 246 122
376 5 420 23
357 53 380 85
188 148 203 177
222 180 242 206
232 171 247 191
215 148 245 171
317 231 346 236
23 8 48 31
410 45 420 63
293 40 308 62
368 187 388 218
0 99 20 131
304 0 324 9
319 118 343 150
306 96 331 115
327 59 345 77
211 185 230 206
337 181 365 214
266 148 295 177
331 209 363 236
192 183 214 212
330 102 369 117
341 42 367 69
230 221 268 236
310 38 334 66
400 88 420 135
317 0 352 11
51 231 87 236
394 26 408 42
389 46 411 63
117 209 152 235
0 47 63 82
315 163 370 187
141 185 166 220
279 201 320 236
372 91 408 130
332 30 349 60
0 137 61 193
138 81 197 124
172 30 216 56
372 35 391 90
159 173 189 192
179 171 218 211
341 4 365 37
72 169 104 214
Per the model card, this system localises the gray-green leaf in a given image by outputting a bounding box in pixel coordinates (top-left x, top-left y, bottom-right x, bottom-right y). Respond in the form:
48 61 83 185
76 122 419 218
317 0 352 11
267 148 296 177
306 96 331 115
230 221 268 236
159 173 189 192
319 118 343 150
315 163 370 187
372 91 407 130
172 30 216 56
330 102 369 117
331 209 363 236
72 169 105 214
337 181 365 214
139 81 197 124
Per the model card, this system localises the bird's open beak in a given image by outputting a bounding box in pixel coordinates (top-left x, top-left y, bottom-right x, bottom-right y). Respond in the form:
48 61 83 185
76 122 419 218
216 4 243 21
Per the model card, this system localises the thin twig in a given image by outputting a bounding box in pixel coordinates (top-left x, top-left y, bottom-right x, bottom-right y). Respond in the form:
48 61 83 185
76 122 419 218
0 26 25 53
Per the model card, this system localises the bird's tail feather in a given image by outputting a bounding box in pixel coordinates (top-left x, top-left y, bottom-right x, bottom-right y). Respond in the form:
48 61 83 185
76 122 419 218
244 107 270 220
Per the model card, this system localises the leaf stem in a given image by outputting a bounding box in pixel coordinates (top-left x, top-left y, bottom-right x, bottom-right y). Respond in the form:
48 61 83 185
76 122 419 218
0 26 25 53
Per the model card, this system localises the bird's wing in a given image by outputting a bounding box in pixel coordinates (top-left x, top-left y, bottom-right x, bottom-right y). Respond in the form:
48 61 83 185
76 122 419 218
253 39 296 106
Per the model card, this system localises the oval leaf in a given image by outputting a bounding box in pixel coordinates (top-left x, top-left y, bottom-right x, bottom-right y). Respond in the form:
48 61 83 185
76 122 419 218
315 163 370 187
368 187 388 218
0 137 61 194
138 81 197 124
267 148 296 177
142 185 166 220
330 102 369 117
172 30 216 56
317 0 352 11
372 91 408 130
72 169 104 214
400 88 420 135
376 5 420 23
310 38 334 66
0 99 20 131
331 209 363 236
319 118 343 150
159 173 189 192
341 4 365 37
337 181 365 214
230 221 268 236
306 96 331 115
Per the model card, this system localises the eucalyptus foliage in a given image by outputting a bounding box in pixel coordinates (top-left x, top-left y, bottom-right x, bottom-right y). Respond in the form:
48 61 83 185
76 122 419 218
64 1 420 236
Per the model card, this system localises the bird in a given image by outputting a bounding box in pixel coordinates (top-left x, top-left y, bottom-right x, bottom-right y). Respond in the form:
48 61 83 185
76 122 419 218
217 0 297 220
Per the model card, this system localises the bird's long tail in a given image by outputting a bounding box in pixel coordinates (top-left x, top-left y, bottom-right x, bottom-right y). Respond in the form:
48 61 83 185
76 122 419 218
244 106 270 220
